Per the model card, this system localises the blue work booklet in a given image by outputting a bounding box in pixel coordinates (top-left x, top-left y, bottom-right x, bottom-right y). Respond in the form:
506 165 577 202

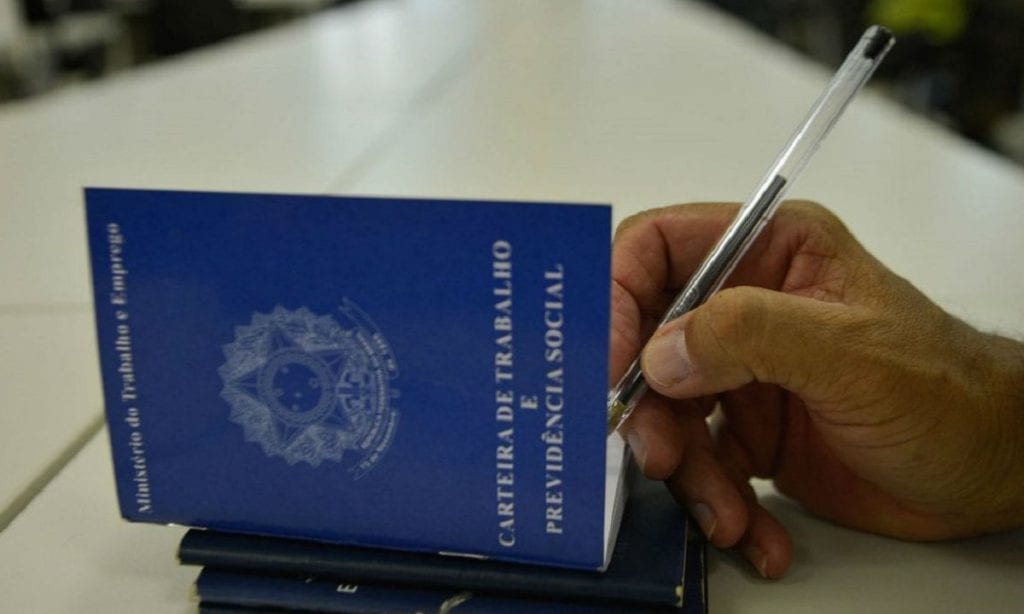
86 188 626 570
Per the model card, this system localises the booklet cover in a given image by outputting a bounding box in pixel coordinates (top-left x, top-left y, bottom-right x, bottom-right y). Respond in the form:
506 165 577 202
179 471 697 609
193 562 704 613
86 188 622 570
196 575 704 614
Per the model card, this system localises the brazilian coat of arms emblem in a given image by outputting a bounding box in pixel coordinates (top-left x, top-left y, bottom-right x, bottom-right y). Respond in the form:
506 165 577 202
218 302 399 478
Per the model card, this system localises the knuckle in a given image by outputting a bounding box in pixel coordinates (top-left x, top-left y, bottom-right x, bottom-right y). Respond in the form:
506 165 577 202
785 198 828 216
613 207 662 242
786 199 851 240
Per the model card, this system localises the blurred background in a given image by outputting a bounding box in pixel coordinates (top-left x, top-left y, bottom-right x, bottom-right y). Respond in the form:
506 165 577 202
1 0 1022 165
0 0 353 98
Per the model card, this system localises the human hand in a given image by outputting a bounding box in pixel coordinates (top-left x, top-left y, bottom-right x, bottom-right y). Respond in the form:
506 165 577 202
611 201 1024 579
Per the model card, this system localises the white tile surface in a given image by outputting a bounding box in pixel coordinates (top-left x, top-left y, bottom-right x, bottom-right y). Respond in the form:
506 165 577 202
0 308 103 528
721 480 1024 614
0 433 194 614
331 0 835 206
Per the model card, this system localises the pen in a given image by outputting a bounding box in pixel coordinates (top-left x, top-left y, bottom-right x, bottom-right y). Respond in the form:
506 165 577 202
607 25 895 435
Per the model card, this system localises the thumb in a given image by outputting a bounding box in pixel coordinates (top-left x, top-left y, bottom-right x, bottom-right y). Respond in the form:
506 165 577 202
640 286 847 400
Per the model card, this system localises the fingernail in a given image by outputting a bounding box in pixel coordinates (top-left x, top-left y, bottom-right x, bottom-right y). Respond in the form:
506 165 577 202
744 545 770 579
688 502 717 540
643 330 692 387
625 430 648 472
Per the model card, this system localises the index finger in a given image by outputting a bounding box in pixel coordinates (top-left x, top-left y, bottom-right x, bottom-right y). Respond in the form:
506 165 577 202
610 203 739 381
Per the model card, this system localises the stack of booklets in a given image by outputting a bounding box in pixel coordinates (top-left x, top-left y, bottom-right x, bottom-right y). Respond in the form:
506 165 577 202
179 468 707 613
85 189 707 613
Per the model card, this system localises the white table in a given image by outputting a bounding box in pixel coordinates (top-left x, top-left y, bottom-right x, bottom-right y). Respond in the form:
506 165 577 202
1 0 1022 612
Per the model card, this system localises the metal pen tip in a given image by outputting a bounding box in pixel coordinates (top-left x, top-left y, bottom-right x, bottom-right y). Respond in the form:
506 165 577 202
607 400 628 435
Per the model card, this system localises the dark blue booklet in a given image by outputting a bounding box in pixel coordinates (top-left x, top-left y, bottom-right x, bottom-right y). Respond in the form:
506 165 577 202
86 188 627 570
197 578 705 614
193 560 705 613
180 473 706 611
